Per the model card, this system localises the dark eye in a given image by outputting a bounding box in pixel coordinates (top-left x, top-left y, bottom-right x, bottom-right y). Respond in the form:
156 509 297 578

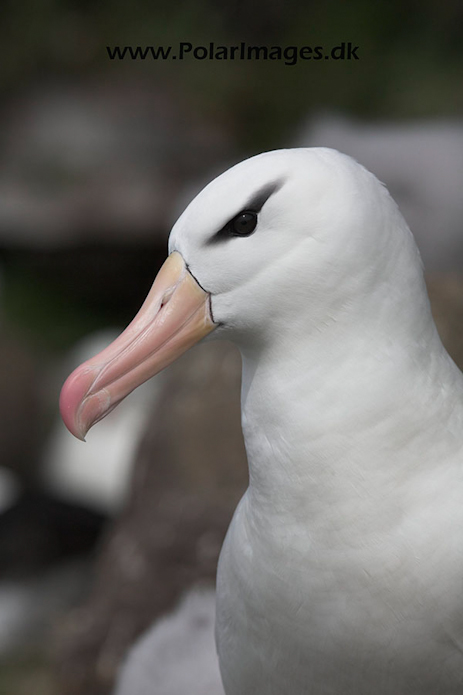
230 211 258 237
208 208 259 245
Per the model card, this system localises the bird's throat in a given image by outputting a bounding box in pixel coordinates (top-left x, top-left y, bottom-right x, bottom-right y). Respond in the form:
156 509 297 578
238 324 462 542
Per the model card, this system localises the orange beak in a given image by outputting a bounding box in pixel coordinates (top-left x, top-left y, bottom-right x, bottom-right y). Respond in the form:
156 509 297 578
59 252 216 440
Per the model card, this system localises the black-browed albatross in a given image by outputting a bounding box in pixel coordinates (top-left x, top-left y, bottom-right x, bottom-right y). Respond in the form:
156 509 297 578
60 148 463 694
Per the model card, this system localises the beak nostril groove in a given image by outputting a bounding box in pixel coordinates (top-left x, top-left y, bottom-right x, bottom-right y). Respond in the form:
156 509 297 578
160 287 175 309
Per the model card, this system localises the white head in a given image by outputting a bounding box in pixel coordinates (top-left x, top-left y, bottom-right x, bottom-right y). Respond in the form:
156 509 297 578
60 148 427 439
169 148 421 350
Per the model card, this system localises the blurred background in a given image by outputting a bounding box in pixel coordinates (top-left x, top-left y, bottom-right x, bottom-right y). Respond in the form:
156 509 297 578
0 1 462 693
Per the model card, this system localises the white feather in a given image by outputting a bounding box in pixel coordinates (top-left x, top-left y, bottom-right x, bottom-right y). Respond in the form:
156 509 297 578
123 148 463 693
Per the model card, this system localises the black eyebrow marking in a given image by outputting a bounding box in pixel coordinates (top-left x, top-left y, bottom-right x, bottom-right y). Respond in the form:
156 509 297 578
207 178 285 245
245 179 284 213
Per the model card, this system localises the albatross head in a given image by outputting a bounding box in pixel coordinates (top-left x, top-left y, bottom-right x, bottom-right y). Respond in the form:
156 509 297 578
60 148 423 440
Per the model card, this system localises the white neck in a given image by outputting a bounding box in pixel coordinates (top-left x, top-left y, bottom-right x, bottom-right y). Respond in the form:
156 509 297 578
238 273 463 542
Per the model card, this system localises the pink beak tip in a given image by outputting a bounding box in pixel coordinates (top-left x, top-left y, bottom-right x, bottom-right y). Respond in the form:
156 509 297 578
59 365 96 441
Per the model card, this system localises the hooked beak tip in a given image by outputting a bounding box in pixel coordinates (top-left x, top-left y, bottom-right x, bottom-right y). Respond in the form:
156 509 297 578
73 427 87 443
59 366 99 441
